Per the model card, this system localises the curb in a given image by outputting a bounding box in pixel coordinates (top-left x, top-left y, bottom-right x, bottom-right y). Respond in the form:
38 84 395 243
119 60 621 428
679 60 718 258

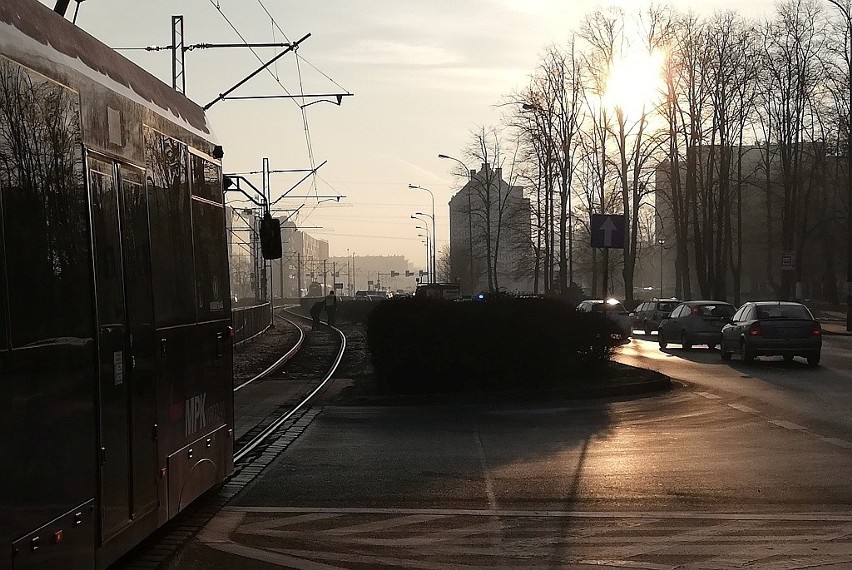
329 366 674 407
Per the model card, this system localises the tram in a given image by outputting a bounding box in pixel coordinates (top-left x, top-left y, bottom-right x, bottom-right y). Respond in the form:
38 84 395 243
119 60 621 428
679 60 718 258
0 1 234 568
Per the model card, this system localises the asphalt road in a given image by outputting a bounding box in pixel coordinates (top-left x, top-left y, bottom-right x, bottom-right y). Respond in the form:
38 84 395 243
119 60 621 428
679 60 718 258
164 336 852 569
618 332 852 440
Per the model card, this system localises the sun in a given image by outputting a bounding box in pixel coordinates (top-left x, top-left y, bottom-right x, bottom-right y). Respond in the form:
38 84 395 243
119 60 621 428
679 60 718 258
603 49 665 118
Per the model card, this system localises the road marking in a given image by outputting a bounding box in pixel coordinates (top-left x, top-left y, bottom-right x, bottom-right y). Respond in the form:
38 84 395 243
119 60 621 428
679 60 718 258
821 437 852 449
222 506 852 522
769 420 807 431
727 403 758 414
696 391 722 400
199 508 852 570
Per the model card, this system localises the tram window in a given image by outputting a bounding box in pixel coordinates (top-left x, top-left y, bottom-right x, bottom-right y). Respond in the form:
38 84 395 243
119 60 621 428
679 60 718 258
192 199 229 321
191 153 223 204
88 157 124 325
0 61 93 346
144 127 195 327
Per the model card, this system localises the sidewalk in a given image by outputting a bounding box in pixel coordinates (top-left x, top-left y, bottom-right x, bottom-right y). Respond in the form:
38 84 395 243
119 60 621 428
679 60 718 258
809 308 851 336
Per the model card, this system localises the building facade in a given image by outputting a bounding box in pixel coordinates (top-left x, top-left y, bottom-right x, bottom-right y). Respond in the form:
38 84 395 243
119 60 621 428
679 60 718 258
449 164 533 294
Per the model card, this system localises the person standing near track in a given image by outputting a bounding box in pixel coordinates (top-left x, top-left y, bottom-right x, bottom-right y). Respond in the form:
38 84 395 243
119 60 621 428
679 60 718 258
310 299 325 329
325 290 338 327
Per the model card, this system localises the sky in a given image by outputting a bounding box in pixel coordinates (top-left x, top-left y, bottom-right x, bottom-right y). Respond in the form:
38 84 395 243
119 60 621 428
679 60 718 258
40 0 775 269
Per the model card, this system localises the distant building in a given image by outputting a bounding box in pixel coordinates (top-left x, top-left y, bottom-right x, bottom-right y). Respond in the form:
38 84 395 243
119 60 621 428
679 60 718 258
449 163 533 294
270 220 329 299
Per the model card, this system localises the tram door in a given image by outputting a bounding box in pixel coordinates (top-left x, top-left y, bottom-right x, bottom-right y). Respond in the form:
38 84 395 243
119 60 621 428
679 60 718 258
89 156 158 542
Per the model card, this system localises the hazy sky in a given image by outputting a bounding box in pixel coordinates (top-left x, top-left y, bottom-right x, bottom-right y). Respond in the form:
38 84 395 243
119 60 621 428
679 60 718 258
41 0 775 268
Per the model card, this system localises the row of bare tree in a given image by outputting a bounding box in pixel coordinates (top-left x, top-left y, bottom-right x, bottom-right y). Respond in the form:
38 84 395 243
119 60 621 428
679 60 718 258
445 0 851 304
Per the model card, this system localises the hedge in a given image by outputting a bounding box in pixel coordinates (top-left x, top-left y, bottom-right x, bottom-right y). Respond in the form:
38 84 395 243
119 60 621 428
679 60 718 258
366 296 621 394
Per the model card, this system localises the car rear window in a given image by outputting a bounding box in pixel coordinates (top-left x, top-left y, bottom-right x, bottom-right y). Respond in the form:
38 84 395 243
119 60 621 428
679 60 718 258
694 304 735 317
755 304 812 320
658 301 679 311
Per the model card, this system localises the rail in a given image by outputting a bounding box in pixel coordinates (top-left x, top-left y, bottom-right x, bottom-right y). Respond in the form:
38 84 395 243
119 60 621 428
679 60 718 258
233 309 346 463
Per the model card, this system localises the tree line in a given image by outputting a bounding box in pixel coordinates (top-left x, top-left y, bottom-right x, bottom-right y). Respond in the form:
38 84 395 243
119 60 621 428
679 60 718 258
446 0 851 304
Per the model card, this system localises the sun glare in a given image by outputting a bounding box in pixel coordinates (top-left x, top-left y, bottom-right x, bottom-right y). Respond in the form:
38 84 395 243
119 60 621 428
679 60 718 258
603 50 665 118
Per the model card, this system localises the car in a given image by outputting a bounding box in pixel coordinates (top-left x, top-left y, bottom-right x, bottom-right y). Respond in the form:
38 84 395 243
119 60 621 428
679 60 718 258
720 301 822 366
658 300 736 349
630 298 680 335
577 299 632 343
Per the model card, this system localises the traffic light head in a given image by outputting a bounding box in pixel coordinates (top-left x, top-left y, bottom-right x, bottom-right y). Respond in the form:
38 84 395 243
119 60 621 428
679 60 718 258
259 212 282 259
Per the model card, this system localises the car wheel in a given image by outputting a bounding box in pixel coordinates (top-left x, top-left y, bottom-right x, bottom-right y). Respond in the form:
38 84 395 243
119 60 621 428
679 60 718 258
807 352 820 367
721 348 732 361
741 340 754 363
644 322 652 336
658 332 667 349
680 331 692 350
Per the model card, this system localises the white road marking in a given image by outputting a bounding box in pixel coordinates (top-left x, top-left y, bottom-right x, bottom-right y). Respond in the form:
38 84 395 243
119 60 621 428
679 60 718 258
768 420 807 431
695 391 722 400
727 403 759 414
222 506 852 522
821 437 852 449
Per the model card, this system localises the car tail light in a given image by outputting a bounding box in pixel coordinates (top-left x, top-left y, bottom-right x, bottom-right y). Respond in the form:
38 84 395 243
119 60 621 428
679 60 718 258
691 306 700 315
812 322 822 336
748 322 762 336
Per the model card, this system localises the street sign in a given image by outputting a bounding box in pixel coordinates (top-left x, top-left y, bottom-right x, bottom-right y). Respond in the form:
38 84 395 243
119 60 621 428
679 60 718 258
590 213 625 249
334 282 343 290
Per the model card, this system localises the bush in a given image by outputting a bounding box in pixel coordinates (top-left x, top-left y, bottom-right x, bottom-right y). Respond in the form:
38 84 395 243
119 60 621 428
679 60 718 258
366 296 621 394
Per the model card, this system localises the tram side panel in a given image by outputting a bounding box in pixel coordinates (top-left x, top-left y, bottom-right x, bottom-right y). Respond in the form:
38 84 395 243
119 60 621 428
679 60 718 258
145 128 233 523
0 59 99 569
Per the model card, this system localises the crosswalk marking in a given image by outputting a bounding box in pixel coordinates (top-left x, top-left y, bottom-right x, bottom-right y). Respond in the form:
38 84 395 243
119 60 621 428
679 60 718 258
199 508 852 569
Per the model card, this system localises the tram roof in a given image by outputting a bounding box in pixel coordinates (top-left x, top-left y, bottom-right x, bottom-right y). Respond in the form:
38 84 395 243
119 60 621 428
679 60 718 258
0 0 215 140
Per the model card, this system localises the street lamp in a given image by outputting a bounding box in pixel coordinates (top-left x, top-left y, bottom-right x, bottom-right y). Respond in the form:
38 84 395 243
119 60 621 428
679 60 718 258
437 154 474 293
657 239 666 297
417 234 430 279
412 214 432 283
408 184 436 284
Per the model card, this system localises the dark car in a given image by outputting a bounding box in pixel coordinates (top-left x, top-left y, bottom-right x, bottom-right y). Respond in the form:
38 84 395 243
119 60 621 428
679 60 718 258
658 300 736 349
630 298 680 335
720 301 822 366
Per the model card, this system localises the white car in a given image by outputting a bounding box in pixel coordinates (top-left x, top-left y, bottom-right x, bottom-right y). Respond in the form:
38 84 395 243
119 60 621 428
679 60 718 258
576 299 632 343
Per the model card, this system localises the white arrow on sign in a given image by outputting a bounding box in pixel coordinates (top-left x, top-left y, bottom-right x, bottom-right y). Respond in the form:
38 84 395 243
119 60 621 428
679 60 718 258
600 217 618 247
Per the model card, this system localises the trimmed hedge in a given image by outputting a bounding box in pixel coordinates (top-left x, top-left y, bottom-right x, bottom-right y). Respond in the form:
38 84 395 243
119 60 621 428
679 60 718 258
366 296 621 394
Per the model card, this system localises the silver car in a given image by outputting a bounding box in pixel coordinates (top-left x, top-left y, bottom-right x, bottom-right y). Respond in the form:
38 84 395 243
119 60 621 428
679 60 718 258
658 300 736 349
720 301 822 366
577 299 632 343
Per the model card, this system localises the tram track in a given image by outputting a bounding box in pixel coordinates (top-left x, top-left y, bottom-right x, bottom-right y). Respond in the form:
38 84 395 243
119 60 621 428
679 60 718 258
232 308 346 462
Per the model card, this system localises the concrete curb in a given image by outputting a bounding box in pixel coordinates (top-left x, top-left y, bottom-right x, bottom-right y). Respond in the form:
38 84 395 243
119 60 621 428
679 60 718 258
330 365 674 407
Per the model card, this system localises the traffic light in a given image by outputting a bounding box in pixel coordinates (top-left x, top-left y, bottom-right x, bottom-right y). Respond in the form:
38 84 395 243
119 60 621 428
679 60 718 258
259 212 282 259
391 271 399 277
405 270 414 277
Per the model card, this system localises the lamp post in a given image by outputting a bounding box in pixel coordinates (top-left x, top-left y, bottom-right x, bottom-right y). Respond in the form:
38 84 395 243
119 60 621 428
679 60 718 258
438 154 474 294
412 215 432 283
408 184 436 284
417 234 430 280
657 239 666 298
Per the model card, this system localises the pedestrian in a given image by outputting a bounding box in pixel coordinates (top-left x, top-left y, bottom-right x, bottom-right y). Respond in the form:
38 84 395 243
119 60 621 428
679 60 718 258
310 299 325 329
325 289 338 327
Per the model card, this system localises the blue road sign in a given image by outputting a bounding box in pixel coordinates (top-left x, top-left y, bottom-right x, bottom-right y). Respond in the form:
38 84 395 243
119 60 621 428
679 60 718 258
590 213 625 249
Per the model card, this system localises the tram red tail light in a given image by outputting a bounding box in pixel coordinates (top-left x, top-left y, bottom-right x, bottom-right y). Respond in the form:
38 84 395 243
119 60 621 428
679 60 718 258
53 530 63 544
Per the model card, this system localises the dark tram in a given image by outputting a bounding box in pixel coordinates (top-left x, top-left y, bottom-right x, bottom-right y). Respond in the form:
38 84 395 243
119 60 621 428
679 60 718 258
1 1 235 567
